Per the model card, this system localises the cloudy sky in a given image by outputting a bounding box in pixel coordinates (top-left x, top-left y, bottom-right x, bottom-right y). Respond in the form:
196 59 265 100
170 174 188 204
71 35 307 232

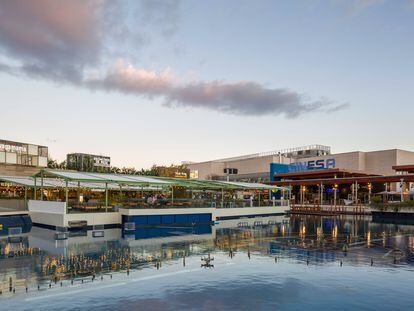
0 0 413 168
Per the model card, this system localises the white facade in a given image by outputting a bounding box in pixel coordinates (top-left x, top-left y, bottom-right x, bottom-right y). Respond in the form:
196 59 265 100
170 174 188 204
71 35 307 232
187 146 414 181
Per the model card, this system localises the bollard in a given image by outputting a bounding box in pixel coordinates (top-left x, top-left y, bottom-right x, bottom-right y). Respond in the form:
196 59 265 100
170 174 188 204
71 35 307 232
81 279 84 284
38 285 40 291
275 257 277 263
183 257 186 267
101 275 103 281
13 288 15 294
110 274 112 279
71 279 73 285
370 258 374 266
340 260 343 267
26 287 28 293
127 269 129 276
49 283 51 288
60 282 63 287
306 259 309 266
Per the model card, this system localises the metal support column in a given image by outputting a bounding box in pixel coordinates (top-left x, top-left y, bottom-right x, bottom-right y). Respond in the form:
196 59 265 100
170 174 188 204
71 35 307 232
105 182 108 212
24 187 28 210
40 170 44 200
171 186 174 207
77 181 81 206
65 179 69 213
355 181 358 205
34 178 37 200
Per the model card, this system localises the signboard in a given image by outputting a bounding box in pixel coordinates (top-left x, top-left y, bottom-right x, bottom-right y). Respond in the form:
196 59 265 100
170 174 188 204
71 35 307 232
93 156 111 168
290 158 336 171
0 142 27 154
270 158 336 181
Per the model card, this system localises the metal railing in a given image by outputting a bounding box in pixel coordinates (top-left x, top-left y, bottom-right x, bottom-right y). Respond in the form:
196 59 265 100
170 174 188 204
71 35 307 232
67 198 289 213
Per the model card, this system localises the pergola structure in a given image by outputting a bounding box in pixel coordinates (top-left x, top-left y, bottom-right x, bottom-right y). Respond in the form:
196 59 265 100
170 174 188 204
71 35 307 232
1 169 286 212
272 169 414 205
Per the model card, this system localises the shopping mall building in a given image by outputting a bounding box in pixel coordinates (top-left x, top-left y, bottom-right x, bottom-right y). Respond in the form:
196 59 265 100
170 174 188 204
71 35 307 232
186 145 414 204
0 139 48 176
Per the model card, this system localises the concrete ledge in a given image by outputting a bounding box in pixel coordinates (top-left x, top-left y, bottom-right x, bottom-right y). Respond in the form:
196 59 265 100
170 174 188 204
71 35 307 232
119 208 215 216
213 206 286 220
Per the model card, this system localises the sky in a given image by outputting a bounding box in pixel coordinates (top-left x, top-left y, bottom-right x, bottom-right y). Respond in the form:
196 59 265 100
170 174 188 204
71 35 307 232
0 0 413 168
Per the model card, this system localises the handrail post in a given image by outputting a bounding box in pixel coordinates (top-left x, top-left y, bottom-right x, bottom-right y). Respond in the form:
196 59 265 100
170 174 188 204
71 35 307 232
171 186 174 207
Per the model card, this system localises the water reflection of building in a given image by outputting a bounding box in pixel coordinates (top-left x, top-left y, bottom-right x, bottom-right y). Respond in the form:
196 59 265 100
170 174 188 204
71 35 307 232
1 216 414 295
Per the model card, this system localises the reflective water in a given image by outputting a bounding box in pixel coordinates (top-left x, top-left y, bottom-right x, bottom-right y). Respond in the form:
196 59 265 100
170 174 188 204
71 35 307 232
1 215 414 310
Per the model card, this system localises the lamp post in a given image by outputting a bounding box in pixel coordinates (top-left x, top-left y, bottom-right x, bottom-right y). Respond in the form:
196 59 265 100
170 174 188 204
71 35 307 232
301 186 306 206
367 183 372 204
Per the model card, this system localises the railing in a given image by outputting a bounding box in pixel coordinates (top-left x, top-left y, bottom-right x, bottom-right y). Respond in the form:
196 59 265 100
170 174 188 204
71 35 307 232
67 198 289 213
290 202 369 215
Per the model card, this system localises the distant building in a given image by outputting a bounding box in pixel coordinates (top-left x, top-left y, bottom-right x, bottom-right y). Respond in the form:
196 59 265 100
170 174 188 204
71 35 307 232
186 145 331 182
66 153 111 173
0 139 48 176
186 144 414 183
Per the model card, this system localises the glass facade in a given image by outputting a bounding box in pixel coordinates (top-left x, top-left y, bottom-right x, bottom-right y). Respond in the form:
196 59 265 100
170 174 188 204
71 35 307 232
0 140 48 167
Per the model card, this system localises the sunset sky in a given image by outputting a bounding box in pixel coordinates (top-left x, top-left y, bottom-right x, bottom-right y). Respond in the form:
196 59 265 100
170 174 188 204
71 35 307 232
0 0 413 168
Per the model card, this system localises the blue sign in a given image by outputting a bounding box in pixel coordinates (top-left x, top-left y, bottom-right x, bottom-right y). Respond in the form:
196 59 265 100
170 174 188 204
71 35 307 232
290 159 336 171
270 158 336 181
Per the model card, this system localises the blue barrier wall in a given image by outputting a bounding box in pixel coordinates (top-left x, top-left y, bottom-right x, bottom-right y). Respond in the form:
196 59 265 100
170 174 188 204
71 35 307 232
122 213 212 227
0 215 32 236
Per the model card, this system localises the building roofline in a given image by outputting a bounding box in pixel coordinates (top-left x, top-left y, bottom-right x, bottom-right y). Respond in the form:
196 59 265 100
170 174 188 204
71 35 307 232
0 139 47 149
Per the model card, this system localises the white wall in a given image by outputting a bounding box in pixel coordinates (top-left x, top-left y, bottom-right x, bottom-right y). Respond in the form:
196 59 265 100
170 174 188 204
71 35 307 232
28 200 66 214
213 206 286 220
119 208 216 216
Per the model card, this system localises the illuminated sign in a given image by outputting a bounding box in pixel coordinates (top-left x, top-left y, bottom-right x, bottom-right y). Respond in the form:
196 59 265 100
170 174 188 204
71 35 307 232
174 172 188 178
0 143 27 154
270 158 337 181
290 158 336 171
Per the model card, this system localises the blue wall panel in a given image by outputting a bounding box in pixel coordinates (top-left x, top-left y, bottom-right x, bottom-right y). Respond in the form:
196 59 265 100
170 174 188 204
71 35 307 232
161 215 175 224
147 215 162 225
122 213 212 227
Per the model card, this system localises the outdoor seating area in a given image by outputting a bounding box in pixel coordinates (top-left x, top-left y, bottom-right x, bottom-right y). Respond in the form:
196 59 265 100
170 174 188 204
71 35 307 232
0 169 289 214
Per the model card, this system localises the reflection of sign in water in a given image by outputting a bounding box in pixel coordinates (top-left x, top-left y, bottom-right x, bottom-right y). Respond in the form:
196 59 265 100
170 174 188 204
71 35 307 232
94 156 110 167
